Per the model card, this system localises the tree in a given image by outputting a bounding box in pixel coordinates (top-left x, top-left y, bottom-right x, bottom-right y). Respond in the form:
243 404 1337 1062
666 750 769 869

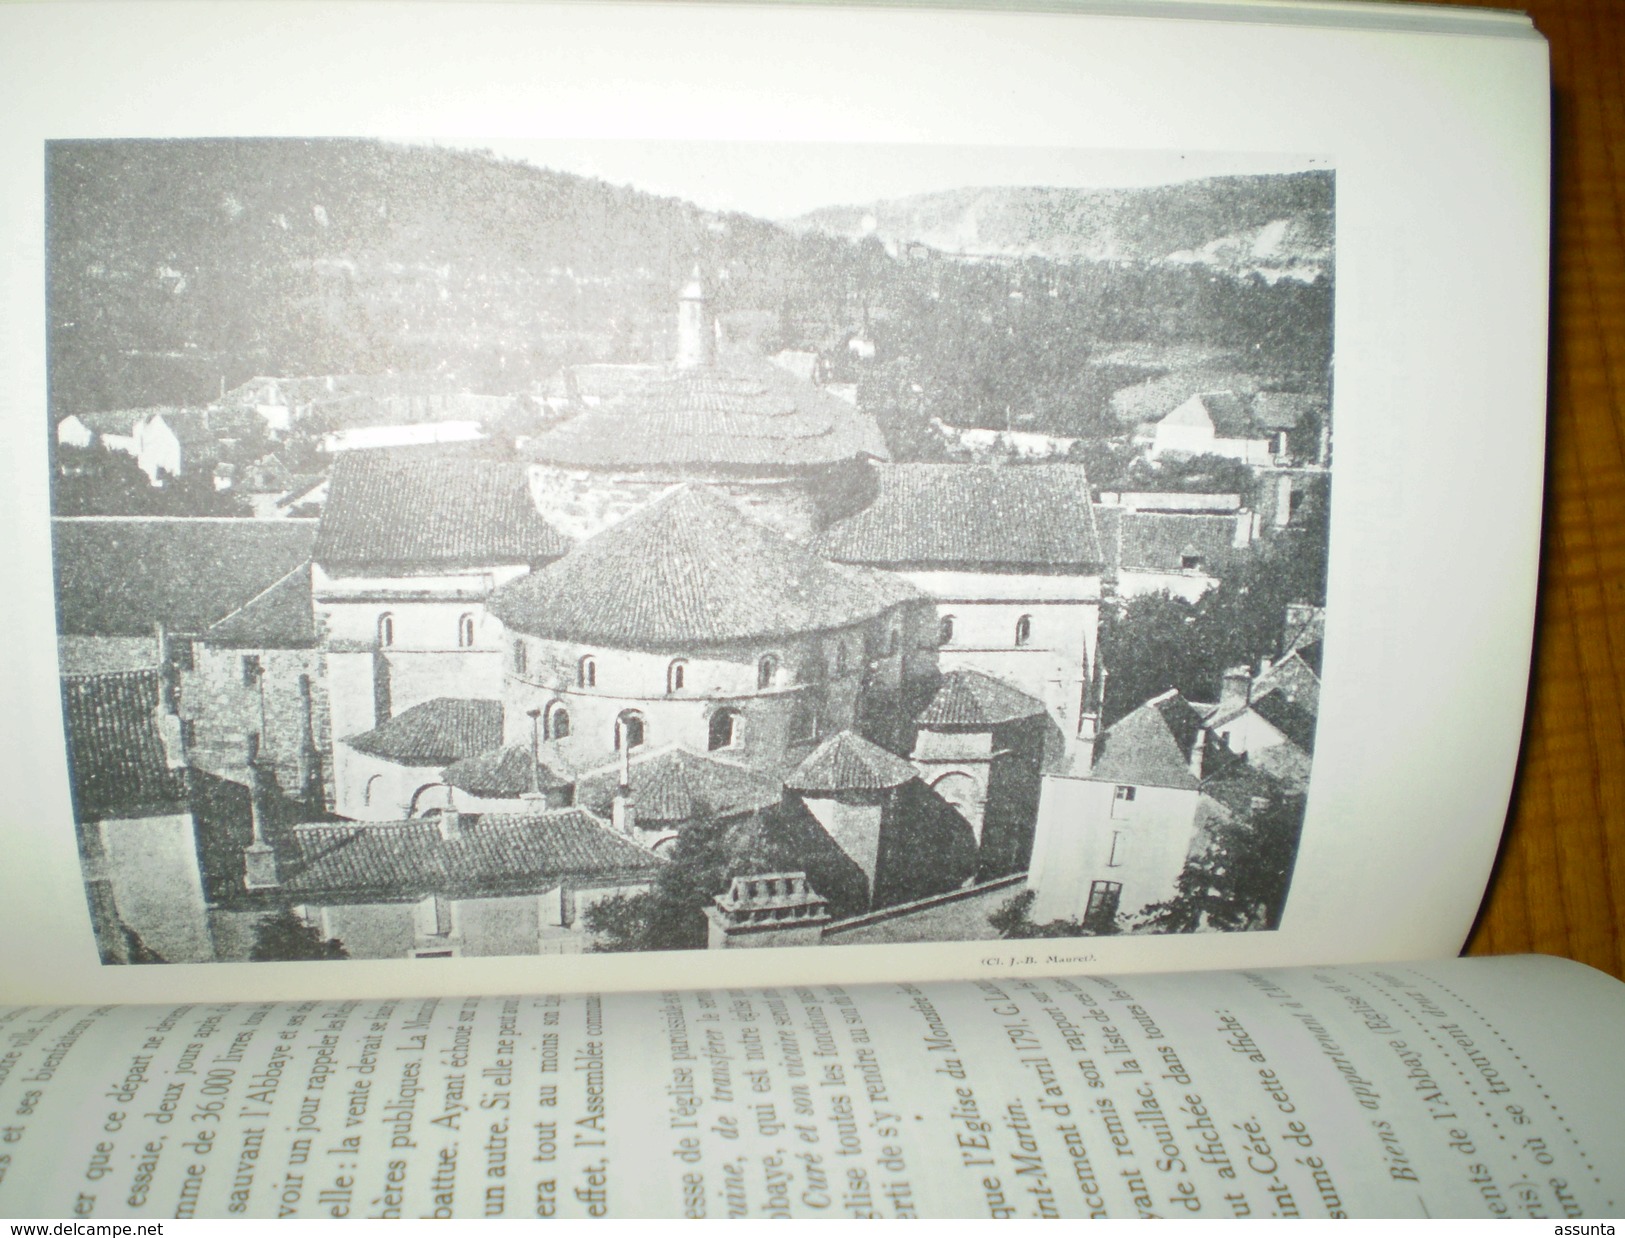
986 889 1111 939
584 819 735 952
1137 795 1306 933
249 908 348 961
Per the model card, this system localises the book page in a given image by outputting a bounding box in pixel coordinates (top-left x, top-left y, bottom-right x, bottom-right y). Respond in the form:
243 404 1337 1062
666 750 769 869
0 0 1548 1005
0 955 1617 1218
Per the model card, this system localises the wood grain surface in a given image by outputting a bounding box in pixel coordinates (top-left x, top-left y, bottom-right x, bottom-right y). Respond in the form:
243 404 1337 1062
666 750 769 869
1453 0 1625 977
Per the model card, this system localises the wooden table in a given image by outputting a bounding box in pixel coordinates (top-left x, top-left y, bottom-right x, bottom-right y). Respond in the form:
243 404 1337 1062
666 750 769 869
1457 0 1625 978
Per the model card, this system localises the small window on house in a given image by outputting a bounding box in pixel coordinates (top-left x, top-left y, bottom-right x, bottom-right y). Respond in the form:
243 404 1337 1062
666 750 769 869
171 640 194 672
241 654 262 687
937 615 955 646
615 710 645 751
458 613 475 648
579 656 597 688
1084 880 1123 932
1111 785 1136 819
668 659 687 693
1180 553 1203 571
832 643 848 677
708 708 743 752
882 626 898 657
378 613 395 647
757 654 778 691
513 640 527 675
545 701 571 741
1108 830 1128 868
1015 614 1033 647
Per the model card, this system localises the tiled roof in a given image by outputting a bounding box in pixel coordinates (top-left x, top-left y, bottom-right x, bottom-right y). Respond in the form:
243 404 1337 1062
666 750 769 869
277 809 664 899
342 698 504 765
814 464 1103 568
490 486 921 647
786 730 917 793
1088 690 1209 790
313 451 570 568
576 745 784 824
53 518 317 637
528 355 887 470
1250 690 1318 755
148 409 224 447
916 669 1046 728
1093 507 1245 574
71 409 153 436
442 744 572 797
204 566 316 648
61 669 188 819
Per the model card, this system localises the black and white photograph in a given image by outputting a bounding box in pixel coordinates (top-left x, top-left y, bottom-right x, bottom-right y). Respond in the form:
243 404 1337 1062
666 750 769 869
47 138 1334 964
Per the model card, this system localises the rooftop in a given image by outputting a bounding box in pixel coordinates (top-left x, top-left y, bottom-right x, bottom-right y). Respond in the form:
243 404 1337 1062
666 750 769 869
1092 507 1247 575
313 451 570 569
814 464 1103 568
916 669 1047 729
576 745 784 824
54 517 317 637
61 668 188 819
342 698 504 765
203 566 316 648
442 744 572 798
490 485 922 647
276 809 664 899
786 730 918 794
1250 690 1318 755
528 354 887 470
1089 690 1212 790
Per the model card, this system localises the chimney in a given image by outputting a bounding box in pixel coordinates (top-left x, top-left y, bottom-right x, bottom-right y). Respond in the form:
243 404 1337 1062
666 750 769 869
438 807 463 841
675 268 714 370
243 734 281 889
1219 665 1252 716
611 735 634 835
1188 726 1208 780
527 708 543 797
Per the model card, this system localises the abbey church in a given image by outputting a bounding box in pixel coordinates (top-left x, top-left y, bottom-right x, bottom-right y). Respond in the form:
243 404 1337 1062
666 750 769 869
57 277 1283 962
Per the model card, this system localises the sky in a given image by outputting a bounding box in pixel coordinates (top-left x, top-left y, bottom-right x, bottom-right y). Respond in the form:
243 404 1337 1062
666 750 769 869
436 139 1329 222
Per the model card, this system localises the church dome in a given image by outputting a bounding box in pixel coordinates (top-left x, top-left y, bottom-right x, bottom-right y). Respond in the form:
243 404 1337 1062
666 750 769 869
488 485 920 648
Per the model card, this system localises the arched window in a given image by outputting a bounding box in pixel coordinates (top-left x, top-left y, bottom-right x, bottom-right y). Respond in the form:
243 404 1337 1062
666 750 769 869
579 655 597 688
545 701 571 741
458 613 476 648
378 612 395 647
667 659 687 694
709 708 742 751
937 615 955 647
614 710 645 751
513 639 527 675
1014 614 1032 647
757 654 778 691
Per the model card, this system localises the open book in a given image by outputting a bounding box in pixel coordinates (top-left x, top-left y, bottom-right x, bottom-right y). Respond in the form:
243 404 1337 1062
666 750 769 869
5 0 1610 1220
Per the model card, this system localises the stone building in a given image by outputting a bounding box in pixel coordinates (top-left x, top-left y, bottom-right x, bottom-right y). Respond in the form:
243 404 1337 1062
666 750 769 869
816 463 1106 766
487 484 937 779
525 276 888 542
1026 689 1225 928
262 808 665 958
313 451 571 812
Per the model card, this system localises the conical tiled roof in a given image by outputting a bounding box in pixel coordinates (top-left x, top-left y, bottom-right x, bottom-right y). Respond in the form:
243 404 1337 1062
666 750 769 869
442 744 572 797
786 730 917 793
575 746 784 825
916 669 1047 728
489 486 921 647
528 355 887 469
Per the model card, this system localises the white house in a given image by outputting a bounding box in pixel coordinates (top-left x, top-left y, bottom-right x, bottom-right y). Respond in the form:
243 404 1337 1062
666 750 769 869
1148 392 1275 465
